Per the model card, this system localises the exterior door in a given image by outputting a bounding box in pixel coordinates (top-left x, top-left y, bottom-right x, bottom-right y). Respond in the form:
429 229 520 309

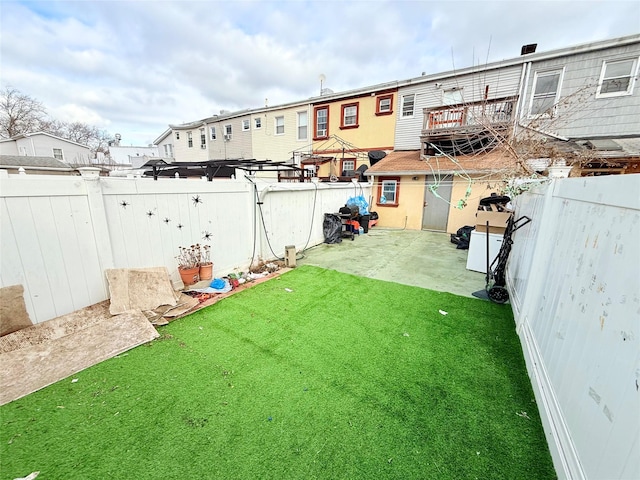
422 175 453 231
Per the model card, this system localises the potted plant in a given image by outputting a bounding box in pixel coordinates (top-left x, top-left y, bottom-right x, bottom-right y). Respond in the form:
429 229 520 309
198 244 213 281
176 245 201 286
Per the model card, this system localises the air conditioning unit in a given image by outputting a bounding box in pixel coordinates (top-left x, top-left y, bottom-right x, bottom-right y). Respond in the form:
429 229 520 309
318 129 327 137
200 145 206 149
224 134 232 141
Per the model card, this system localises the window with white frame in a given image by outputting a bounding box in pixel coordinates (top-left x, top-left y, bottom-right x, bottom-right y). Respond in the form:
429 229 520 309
52 148 63 160
315 107 328 138
376 94 393 115
210 127 216 140
242 119 250 131
341 159 355 176
443 88 464 105
401 94 415 117
254 118 262 129
529 70 562 116
225 125 232 136
596 58 638 97
200 128 206 148
378 177 399 205
275 116 284 135
164 144 174 157
297 111 307 140
187 131 193 147
341 103 358 128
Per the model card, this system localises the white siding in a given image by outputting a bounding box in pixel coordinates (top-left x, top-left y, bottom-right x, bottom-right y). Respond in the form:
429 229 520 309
395 65 523 150
206 115 253 160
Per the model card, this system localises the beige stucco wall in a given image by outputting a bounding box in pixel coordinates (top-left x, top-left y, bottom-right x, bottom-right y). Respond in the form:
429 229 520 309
312 90 397 155
446 175 505 233
372 175 425 229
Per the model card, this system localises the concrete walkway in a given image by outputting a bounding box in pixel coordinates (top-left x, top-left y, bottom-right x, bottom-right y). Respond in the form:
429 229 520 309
298 228 487 298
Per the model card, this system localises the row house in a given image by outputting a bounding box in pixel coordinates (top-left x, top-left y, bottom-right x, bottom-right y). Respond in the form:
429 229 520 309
367 34 640 233
0 132 92 166
154 34 639 232
305 84 398 181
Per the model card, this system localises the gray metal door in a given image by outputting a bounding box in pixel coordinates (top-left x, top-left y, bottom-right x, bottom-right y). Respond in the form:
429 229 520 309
422 175 452 231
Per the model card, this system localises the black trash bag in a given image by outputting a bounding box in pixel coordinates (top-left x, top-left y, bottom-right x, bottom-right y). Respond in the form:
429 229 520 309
450 225 475 249
323 213 343 244
369 211 379 220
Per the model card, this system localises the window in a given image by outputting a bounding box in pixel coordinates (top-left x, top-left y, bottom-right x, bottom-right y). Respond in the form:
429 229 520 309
187 131 193 148
200 128 206 148
341 159 355 177
443 88 464 105
254 118 262 129
401 94 415 117
175 132 180 140
210 127 216 140
297 111 308 140
164 144 174 158
314 106 328 139
52 148 63 160
225 125 232 136
377 177 400 206
275 116 285 135
529 70 562 116
340 103 359 128
242 119 250 131
376 94 393 115
596 58 638 97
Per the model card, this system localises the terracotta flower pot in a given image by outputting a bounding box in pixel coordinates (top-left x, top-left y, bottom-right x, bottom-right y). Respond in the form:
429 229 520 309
179 266 200 286
199 263 213 281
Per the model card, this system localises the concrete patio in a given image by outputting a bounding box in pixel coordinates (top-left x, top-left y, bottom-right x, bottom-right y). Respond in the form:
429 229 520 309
297 228 487 298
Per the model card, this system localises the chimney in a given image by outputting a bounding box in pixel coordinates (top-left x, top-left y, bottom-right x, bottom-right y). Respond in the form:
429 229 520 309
520 44 537 55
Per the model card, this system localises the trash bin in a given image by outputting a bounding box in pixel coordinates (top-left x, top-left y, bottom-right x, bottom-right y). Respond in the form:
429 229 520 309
359 214 370 233
323 213 342 244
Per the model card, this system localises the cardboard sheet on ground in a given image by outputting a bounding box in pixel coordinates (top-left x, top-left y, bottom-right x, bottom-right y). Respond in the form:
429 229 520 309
0 285 32 337
0 308 159 406
106 267 179 315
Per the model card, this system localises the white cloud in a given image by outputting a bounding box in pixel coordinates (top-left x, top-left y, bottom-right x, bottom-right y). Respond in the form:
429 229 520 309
1 0 638 146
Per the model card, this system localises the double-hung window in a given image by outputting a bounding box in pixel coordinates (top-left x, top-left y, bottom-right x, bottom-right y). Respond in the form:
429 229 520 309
242 119 250 131
275 116 285 135
52 148 63 160
164 144 173 157
187 131 193 148
341 103 358 128
210 127 216 140
341 159 355 177
314 106 328 139
401 94 415 117
377 177 400 206
200 128 206 148
297 111 308 140
596 58 638 97
224 125 232 140
529 70 562 116
376 94 393 115
254 118 262 129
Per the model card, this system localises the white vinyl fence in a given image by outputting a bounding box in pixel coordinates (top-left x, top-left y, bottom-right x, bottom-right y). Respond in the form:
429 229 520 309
507 174 640 480
0 169 371 324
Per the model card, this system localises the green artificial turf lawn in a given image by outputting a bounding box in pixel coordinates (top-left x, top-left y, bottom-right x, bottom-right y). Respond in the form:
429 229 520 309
0 266 555 479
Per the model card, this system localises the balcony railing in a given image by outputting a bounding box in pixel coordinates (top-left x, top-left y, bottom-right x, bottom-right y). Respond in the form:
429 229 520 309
422 97 516 136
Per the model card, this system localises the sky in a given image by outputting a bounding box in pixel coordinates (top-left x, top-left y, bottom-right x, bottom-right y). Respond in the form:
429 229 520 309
1 0 638 146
